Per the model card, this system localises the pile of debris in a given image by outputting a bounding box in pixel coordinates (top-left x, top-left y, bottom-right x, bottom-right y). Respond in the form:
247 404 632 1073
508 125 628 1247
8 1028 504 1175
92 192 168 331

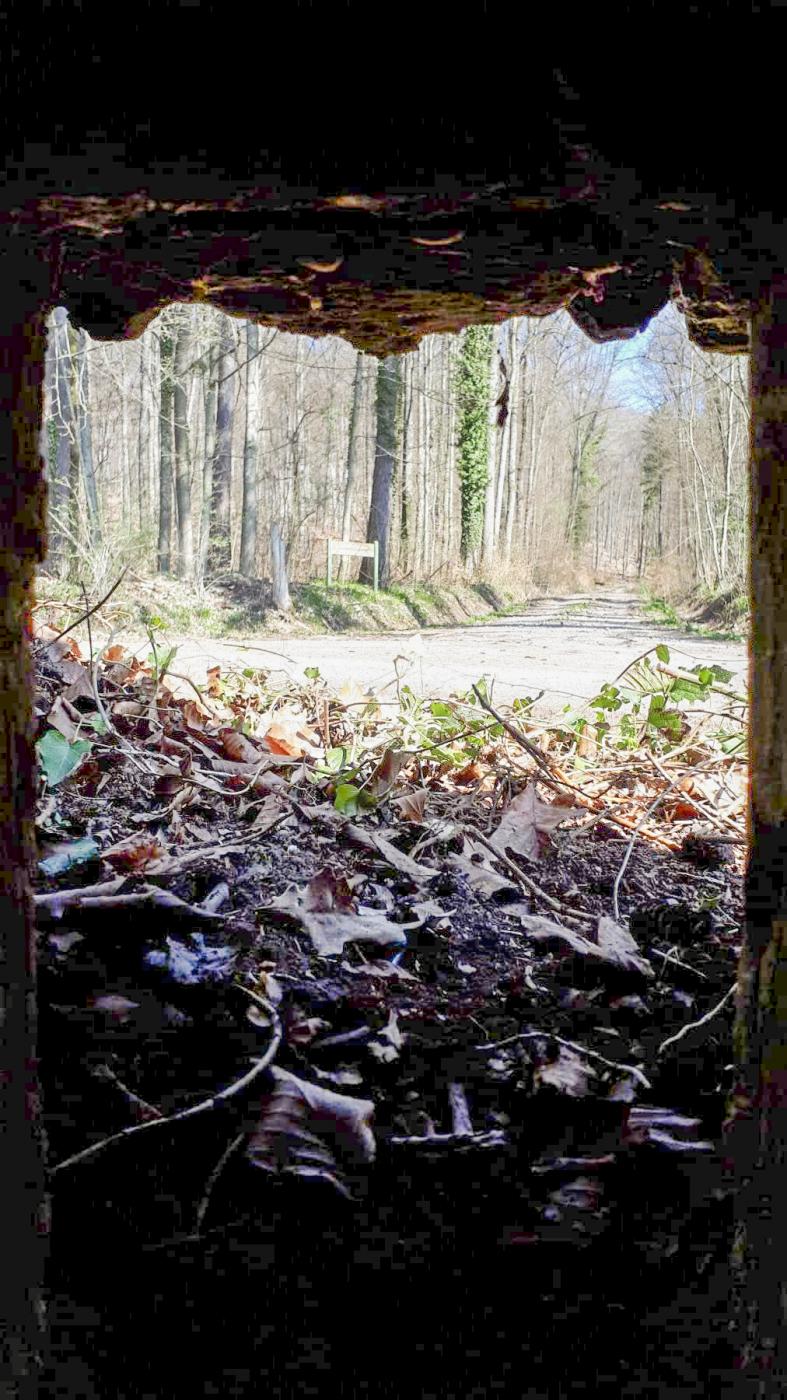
34 612 746 1396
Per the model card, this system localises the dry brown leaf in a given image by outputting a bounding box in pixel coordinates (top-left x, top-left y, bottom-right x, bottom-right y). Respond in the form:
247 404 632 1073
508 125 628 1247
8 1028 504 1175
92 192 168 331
247 1066 375 1196
535 1045 596 1098
262 869 411 957
220 728 266 764
453 761 485 785
447 835 519 899
112 699 146 718
392 788 428 822
515 913 653 981
47 696 81 743
102 833 168 872
345 825 436 883
62 668 97 705
490 784 584 862
262 716 322 759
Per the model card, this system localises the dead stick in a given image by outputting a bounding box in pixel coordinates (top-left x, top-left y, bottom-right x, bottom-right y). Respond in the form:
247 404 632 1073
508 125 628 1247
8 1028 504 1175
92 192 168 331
657 983 736 1057
473 1030 652 1090
35 884 227 922
49 992 282 1176
471 683 554 775
448 1082 473 1136
471 830 595 925
43 567 130 647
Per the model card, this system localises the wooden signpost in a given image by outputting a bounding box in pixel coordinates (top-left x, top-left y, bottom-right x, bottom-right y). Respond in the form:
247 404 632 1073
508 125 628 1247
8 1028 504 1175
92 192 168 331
326 538 379 592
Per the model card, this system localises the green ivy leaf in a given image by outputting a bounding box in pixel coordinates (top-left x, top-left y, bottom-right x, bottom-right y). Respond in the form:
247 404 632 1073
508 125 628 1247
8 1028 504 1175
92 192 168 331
334 783 361 815
36 729 92 787
304 666 321 680
655 644 670 663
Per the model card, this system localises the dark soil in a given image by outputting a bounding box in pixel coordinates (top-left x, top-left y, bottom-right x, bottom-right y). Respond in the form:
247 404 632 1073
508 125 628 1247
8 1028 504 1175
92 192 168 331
34 642 747 1399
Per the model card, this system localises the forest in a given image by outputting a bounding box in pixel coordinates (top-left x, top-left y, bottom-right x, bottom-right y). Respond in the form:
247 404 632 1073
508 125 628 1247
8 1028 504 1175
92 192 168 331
40 302 749 613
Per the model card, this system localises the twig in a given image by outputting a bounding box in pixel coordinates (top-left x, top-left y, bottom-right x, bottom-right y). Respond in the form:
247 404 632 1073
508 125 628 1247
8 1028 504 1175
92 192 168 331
471 829 595 925
194 1132 245 1235
473 1030 652 1090
49 991 282 1176
42 568 129 647
657 983 736 1056
471 683 555 775
448 1082 473 1136
612 784 677 921
35 883 228 923
91 1064 163 1123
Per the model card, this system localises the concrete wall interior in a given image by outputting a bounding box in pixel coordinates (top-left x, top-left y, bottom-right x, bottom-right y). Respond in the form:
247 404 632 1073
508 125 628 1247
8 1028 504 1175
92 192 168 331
3 10 787 1388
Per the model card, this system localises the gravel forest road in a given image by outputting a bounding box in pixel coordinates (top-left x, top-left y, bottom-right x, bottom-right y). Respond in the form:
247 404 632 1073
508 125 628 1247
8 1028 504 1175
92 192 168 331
146 584 747 721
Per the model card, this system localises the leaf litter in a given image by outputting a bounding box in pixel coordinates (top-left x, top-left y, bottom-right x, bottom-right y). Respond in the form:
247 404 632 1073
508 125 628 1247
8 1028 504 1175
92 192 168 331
33 613 748 1391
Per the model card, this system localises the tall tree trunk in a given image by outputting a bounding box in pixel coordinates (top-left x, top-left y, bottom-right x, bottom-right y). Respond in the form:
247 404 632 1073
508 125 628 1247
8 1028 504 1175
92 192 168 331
270 521 291 612
50 307 74 577
360 356 399 587
157 328 174 574
137 336 148 535
173 313 194 577
210 319 234 573
198 346 218 581
240 321 259 576
341 351 363 541
74 328 101 548
456 325 493 569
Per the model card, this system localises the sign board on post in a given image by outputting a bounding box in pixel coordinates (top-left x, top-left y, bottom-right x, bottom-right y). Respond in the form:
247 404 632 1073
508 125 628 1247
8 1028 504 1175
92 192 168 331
326 539 379 592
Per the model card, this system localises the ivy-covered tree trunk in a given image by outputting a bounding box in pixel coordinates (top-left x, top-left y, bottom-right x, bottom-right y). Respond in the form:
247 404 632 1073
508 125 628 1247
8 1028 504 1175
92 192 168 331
727 276 787 1390
456 325 493 568
157 329 174 574
360 356 399 587
50 307 75 577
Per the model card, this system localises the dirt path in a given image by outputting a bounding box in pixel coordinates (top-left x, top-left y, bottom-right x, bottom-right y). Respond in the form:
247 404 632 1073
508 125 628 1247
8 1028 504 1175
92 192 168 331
135 585 747 719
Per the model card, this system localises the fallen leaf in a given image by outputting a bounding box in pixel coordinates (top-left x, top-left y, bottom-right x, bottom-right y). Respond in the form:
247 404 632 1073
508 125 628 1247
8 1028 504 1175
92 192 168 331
248 1066 375 1197
345 824 436 882
219 728 265 764
447 835 519 899
112 699 146 718
47 696 81 743
36 729 92 787
102 833 168 872
262 712 322 759
453 761 484 785
342 960 417 982
596 917 655 980
90 994 140 1023
515 913 654 981
62 668 97 705
392 788 428 822
535 1044 596 1098
371 748 409 798
262 869 412 957
289 1016 331 1045
490 784 583 862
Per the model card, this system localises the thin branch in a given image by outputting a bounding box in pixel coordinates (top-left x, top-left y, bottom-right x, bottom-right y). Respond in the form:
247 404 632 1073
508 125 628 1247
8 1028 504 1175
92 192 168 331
43 568 129 646
657 983 736 1056
49 991 282 1176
